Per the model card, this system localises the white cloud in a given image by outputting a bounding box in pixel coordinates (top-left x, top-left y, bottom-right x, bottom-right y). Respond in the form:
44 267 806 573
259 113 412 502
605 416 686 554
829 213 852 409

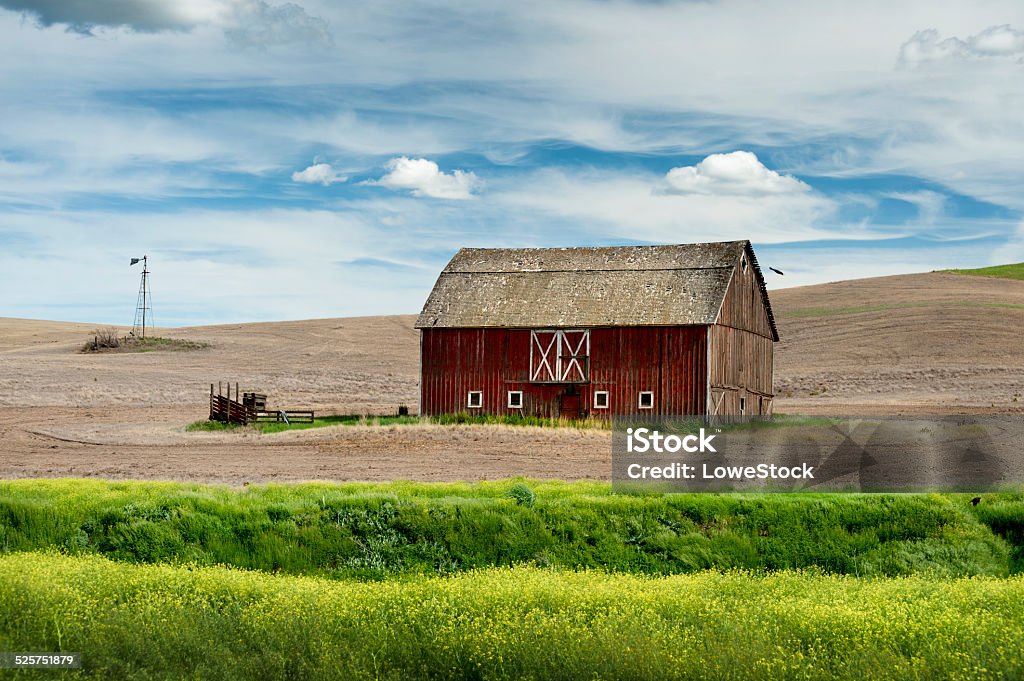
291 161 346 186
372 157 481 200
899 25 1024 66
661 151 810 197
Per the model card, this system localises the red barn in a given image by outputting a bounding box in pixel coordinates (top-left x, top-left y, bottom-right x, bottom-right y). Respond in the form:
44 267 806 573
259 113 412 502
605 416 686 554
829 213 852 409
415 240 778 419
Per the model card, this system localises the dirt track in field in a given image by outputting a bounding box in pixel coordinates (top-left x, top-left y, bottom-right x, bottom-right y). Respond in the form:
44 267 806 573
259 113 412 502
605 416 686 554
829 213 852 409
0 271 1021 484
0 406 611 485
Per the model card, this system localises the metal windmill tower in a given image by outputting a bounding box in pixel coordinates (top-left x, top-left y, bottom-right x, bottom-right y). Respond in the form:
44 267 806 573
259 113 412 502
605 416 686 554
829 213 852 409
130 256 153 338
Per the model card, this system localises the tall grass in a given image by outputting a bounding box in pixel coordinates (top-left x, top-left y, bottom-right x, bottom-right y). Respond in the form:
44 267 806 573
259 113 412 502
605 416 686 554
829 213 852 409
432 411 610 429
0 479 1016 579
972 498 1024 572
2 553 1023 680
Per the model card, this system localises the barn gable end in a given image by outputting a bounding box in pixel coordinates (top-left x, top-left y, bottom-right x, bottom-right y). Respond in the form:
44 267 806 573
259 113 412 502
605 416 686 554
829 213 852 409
712 242 778 341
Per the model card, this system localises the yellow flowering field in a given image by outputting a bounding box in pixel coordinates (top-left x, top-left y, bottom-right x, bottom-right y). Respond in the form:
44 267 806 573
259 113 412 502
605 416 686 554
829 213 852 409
1 552 1022 680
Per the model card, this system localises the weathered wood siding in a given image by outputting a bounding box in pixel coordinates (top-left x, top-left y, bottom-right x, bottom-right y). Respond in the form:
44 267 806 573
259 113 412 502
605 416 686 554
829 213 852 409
420 326 707 418
716 254 774 338
590 326 707 417
707 253 776 415
707 325 774 415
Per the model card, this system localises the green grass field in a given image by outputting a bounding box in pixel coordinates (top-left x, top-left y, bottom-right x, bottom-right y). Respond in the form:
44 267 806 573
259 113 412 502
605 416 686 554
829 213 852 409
186 414 424 433
1 479 1021 579
187 412 611 433
2 479 1023 679
945 262 1024 281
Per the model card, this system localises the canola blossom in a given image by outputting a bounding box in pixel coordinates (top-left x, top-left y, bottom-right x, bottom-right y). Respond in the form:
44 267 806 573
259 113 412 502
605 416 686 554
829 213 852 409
1 552 1023 680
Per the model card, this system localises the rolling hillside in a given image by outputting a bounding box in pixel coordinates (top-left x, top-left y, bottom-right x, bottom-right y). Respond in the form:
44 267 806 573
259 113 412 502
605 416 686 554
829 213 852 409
2 268 1021 412
0 267 1020 483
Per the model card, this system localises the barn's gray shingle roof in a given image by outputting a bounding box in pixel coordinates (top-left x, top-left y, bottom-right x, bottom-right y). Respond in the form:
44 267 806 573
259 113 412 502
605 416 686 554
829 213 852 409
415 240 778 339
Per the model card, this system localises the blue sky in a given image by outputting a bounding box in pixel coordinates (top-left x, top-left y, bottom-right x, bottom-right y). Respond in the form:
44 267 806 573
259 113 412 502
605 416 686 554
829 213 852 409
1 0 1023 326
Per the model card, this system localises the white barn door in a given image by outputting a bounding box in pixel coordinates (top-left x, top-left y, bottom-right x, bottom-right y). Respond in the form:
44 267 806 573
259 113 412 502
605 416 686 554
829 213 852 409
530 330 559 382
530 330 589 382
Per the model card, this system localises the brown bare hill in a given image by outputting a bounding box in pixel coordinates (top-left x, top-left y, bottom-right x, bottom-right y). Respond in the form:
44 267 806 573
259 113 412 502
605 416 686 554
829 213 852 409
0 269 1021 413
770 271 1024 411
0 316 419 411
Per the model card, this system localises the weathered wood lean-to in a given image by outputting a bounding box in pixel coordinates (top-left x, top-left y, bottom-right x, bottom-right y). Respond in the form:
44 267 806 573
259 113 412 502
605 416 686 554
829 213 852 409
415 240 778 419
209 382 255 425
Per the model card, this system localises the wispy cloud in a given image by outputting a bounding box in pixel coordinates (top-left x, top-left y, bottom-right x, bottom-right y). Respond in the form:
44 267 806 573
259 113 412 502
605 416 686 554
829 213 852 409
0 206 444 324
223 1 332 49
370 157 482 200
495 167 837 246
899 25 1024 66
883 190 947 225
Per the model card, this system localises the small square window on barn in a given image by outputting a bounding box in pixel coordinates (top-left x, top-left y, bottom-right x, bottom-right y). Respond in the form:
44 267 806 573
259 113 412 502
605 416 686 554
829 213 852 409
593 391 609 409
638 391 654 409
467 391 483 408
507 391 523 409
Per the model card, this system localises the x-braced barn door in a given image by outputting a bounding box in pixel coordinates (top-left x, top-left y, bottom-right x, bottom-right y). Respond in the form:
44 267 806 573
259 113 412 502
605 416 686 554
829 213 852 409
709 388 726 416
530 330 590 382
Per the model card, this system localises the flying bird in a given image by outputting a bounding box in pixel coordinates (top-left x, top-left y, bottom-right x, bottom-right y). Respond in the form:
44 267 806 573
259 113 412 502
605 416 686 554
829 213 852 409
769 267 784 275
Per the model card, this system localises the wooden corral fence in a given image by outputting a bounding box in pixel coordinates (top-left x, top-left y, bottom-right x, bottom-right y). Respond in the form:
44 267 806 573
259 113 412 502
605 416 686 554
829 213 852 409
254 410 314 424
209 383 314 425
210 382 256 425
